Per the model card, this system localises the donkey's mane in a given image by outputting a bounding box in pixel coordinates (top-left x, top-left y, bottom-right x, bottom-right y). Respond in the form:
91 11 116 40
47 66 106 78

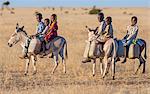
18 28 28 37
22 30 28 36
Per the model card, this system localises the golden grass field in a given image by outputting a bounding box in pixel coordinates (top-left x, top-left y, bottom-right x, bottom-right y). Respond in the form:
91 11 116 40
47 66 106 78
0 7 150 94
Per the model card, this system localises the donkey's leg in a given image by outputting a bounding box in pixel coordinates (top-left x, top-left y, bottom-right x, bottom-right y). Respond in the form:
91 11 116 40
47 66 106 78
25 58 30 75
140 56 146 73
111 58 115 80
135 56 143 74
59 48 66 74
102 56 108 78
142 58 146 73
99 58 103 75
135 61 142 74
60 54 66 74
62 58 66 74
92 59 96 77
135 56 146 74
51 55 59 74
105 58 111 76
31 55 37 75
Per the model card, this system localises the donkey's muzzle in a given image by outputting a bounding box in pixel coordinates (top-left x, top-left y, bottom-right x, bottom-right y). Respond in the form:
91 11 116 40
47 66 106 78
8 43 12 47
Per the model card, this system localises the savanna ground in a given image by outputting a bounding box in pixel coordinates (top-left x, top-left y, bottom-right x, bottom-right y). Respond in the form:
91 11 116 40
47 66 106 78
0 7 150 94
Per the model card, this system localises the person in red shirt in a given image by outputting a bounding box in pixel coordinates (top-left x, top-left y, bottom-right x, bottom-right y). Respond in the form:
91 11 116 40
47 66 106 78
41 14 58 57
45 14 58 42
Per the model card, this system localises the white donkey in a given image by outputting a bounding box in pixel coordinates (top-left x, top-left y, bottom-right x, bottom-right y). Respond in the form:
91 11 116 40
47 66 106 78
8 23 68 75
83 26 118 80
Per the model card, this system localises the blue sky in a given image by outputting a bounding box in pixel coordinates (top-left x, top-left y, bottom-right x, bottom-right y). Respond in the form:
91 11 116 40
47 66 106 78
0 0 149 7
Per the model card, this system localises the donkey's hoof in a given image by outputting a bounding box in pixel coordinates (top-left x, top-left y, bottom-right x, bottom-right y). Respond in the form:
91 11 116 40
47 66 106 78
102 75 105 79
33 71 37 75
101 76 105 80
24 73 27 76
112 76 115 80
93 74 95 77
51 72 54 75
142 70 146 74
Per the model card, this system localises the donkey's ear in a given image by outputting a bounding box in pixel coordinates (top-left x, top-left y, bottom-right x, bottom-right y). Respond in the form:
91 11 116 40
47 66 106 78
95 27 99 30
16 23 19 29
85 25 92 31
21 26 24 30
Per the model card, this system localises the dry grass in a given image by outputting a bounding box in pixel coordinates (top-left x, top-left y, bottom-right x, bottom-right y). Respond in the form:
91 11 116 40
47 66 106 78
0 7 150 94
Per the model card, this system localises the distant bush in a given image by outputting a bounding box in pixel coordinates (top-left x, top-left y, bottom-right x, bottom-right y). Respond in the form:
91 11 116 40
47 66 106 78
10 11 15 14
12 8 15 10
123 11 133 15
81 8 88 10
123 11 127 14
52 7 55 11
43 7 46 11
64 11 69 14
89 9 102 14
128 13 133 15
89 5 102 14
72 8 76 11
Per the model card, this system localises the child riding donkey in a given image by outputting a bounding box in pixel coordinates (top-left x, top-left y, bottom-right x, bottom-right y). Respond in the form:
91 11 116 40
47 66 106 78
40 14 58 57
20 12 46 59
121 16 139 63
82 12 114 63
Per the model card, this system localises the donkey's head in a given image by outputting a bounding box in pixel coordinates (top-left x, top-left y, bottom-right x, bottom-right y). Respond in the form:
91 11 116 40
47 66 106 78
85 25 98 35
8 23 25 47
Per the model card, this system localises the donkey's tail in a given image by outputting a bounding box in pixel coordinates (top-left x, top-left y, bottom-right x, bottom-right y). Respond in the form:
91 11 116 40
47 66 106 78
64 41 68 59
144 40 147 59
112 39 117 59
